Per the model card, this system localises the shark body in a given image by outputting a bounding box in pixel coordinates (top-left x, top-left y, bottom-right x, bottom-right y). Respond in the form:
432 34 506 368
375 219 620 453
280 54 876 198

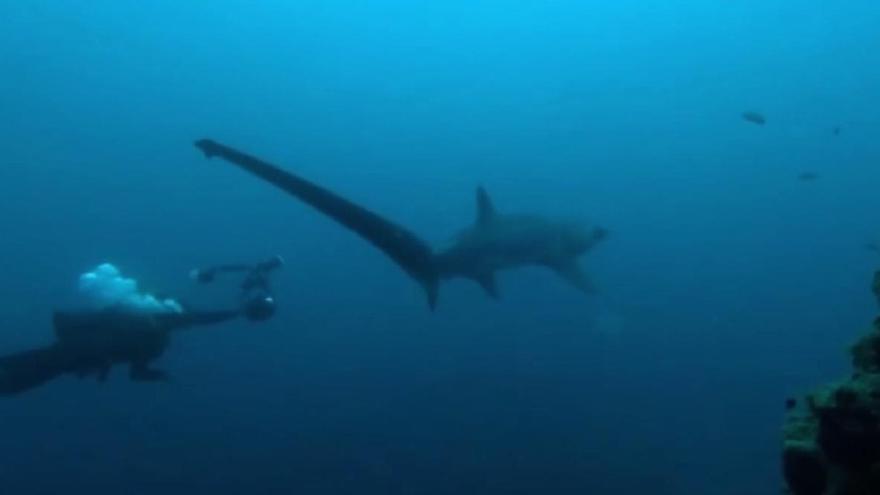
195 139 606 308
434 187 606 298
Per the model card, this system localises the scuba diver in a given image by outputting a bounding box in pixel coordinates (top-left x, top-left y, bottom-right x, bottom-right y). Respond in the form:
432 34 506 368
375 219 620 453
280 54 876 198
0 256 284 396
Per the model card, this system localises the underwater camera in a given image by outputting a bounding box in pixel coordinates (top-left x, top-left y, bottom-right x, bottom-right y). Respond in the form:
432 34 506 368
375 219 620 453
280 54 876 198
242 293 276 322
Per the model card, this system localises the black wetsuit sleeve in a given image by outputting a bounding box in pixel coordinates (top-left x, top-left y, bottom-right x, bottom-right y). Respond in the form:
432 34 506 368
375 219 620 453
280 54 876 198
193 264 255 284
205 264 253 273
158 310 242 331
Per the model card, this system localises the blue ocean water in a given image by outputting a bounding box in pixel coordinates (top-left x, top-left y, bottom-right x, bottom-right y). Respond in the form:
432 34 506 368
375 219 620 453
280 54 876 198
1 1 879 493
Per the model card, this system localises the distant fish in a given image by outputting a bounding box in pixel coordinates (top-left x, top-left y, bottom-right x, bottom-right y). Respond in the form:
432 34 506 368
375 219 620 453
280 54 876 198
797 172 819 182
832 126 842 136
866 242 880 254
742 111 766 125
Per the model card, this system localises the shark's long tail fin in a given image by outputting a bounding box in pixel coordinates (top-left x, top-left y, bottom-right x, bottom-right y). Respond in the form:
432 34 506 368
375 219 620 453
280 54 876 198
194 139 440 309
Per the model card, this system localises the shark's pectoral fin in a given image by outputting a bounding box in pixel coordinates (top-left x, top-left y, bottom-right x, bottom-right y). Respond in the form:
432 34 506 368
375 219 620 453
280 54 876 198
550 260 596 294
475 271 500 299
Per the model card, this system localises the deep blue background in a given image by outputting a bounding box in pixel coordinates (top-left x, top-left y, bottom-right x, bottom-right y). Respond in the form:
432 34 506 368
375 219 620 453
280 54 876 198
2 1 879 493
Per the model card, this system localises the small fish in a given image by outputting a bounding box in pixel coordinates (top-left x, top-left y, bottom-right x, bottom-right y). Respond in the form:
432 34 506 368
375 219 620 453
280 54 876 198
797 172 818 181
832 126 842 136
742 111 766 125
866 242 880 253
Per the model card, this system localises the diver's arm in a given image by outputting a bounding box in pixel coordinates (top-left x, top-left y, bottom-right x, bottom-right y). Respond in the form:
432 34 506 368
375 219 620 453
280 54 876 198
199 264 254 273
193 257 283 284
204 264 253 273
191 264 253 284
158 309 242 332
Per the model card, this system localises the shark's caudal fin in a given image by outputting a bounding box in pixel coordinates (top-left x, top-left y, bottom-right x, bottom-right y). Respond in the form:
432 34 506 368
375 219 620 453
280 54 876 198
194 139 440 309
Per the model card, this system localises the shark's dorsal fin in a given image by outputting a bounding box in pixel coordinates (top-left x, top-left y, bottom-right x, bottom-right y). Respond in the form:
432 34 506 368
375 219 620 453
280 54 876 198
476 186 496 227
475 271 500 299
550 259 596 294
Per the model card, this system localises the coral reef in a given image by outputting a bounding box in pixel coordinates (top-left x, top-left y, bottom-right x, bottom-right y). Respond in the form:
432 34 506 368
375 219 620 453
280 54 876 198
782 288 880 494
